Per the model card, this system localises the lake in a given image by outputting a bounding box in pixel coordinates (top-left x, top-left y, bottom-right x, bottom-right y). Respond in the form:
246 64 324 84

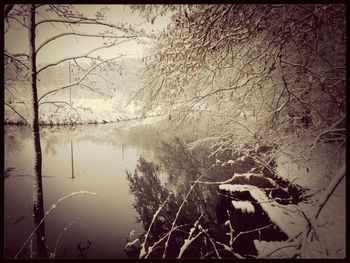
4 120 201 258
4 119 303 259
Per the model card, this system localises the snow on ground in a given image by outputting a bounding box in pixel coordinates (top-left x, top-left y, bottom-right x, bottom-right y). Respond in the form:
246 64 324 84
217 138 345 258
253 240 297 258
252 139 346 258
39 98 135 124
231 200 255 213
275 137 344 190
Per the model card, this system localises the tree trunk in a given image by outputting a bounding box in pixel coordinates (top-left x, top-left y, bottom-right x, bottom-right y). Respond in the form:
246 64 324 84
29 4 47 258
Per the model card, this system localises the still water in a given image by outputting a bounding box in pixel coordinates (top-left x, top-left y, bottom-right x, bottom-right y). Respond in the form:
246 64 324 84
4 120 196 258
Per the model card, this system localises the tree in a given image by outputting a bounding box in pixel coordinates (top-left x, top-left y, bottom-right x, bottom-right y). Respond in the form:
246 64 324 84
4 4 147 258
130 4 346 259
133 4 345 155
5 4 148 125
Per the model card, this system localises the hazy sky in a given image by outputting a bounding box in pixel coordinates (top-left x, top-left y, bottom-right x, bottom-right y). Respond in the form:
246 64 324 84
5 5 171 65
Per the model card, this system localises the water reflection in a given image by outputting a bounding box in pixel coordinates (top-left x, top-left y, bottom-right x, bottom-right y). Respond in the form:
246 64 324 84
4 119 212 258
70 140 75 180
4 121 167 258
126 138 293 258
32 126 48 258
126 146 223 258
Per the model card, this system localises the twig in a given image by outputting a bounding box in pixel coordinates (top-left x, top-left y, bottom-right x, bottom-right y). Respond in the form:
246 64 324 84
15 191 96 258
162 174 203 258
38 56 123 103
177 212 204 258
139 194 172 258
199 226 222 259
4 102 28 125
51 217 81 258
308 115 345 151
143 224 190 259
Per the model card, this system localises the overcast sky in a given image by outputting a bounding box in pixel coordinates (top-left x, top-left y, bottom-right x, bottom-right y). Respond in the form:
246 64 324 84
5 4 172 65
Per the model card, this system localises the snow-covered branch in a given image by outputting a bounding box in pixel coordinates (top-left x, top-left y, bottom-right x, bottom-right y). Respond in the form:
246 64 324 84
139 194 172 259
312 163 345 219
79 84 113 98
162 174 203 258
308 115 345 151
177 212 204 258
51 217 81 258
36 32 141 54
38 101 82 120
38 55 123 103
36 43 125 74
4 4 15 18
15 191 97 259
5 52 29 70
5 102 29 125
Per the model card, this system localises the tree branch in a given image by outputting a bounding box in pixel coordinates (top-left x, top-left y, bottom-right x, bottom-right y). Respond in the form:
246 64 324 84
37 42 124 74
36 32 141 54
35 16 138 33
4 103 28 125
162 174 203 258
38 55 123 103
79 83 113 98
5 52 30 70
308 115 345 151
39 101 82 121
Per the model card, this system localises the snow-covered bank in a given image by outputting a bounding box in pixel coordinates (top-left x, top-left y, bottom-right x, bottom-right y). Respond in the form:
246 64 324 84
216 140 345 258
5 97 163 125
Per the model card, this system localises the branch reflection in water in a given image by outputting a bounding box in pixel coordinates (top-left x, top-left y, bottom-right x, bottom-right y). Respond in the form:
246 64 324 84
126 139 222 259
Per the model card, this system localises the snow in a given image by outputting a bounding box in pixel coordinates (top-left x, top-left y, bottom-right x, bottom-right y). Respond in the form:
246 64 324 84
178 239 191 258
125 238 141 250
232 172 255 180
219 184 257 193
186 136 223 151
258 202 304 239
231 200 255 213
219 183 305 238
254 240 297 258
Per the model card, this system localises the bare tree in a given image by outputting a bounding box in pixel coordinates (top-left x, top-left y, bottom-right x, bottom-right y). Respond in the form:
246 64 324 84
4 4 147 258
5 4 148 125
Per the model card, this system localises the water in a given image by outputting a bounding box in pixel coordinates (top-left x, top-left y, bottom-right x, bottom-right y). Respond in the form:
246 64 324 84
4 121 169 258
4 120 290 258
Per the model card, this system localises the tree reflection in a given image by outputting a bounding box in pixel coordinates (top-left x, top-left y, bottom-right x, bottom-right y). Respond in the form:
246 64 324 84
126 138 294 258
127 158 170 231
126 141 224 258
32 126 48 258
4 125 31 156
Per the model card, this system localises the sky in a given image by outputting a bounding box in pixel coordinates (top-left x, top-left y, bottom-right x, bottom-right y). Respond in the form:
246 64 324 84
5 4 172 65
